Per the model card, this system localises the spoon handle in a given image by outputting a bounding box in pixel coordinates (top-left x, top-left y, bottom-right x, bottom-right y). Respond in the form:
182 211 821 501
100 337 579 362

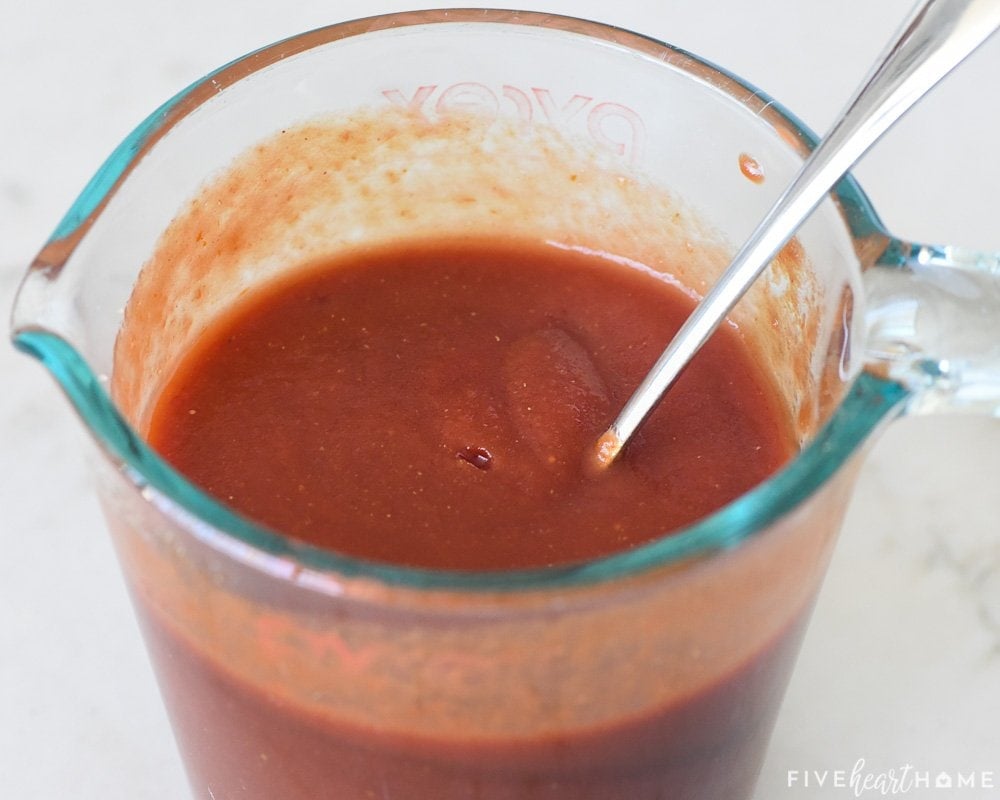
596 0 1000 467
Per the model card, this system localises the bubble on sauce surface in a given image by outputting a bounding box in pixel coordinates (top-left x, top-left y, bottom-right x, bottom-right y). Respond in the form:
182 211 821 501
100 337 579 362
456 445 494 470
502 327 611 472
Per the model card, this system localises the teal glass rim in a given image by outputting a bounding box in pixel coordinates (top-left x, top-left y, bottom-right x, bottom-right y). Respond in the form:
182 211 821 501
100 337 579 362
11 9 913 592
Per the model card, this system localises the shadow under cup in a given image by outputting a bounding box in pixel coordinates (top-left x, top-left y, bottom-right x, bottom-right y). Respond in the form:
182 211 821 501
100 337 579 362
21 11 904 800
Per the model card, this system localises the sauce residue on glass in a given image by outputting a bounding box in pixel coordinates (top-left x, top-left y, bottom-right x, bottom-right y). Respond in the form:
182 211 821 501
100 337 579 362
739 152 765 183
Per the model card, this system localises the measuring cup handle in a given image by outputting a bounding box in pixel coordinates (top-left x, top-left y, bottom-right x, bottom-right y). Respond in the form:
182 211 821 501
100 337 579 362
863 237 1000 415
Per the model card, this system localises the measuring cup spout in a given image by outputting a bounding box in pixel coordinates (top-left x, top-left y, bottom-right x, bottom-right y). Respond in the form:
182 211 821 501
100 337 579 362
10 226 146 480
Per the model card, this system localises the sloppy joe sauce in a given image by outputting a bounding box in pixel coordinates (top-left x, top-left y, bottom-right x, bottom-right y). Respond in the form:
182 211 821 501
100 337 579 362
139 237 802 800
140 599 807 800
147 237 793 570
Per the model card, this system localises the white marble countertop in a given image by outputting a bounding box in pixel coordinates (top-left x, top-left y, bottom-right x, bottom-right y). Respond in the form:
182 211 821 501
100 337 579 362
2 1 998 798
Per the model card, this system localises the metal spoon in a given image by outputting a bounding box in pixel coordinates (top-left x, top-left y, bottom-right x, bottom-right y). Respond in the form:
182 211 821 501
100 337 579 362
592 0 1000 469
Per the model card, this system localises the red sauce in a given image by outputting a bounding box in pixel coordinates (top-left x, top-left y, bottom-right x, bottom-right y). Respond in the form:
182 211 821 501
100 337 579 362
147 237 793 570
137 599 807 800
138 237 801 799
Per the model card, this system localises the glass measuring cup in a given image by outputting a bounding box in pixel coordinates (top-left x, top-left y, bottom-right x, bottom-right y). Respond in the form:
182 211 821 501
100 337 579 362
10 9 1000 800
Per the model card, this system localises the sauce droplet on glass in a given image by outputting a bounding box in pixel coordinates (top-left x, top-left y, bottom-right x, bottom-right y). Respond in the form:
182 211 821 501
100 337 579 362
738 153 765 184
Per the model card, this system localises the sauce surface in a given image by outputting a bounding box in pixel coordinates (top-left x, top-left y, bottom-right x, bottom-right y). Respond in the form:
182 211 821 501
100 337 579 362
147 237 793 570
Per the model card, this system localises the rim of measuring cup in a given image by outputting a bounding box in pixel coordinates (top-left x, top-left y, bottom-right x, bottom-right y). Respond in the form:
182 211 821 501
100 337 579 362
12 9 911 593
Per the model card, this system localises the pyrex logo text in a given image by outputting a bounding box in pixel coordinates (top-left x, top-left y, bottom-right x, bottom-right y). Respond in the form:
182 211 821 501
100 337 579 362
383 83 646 165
